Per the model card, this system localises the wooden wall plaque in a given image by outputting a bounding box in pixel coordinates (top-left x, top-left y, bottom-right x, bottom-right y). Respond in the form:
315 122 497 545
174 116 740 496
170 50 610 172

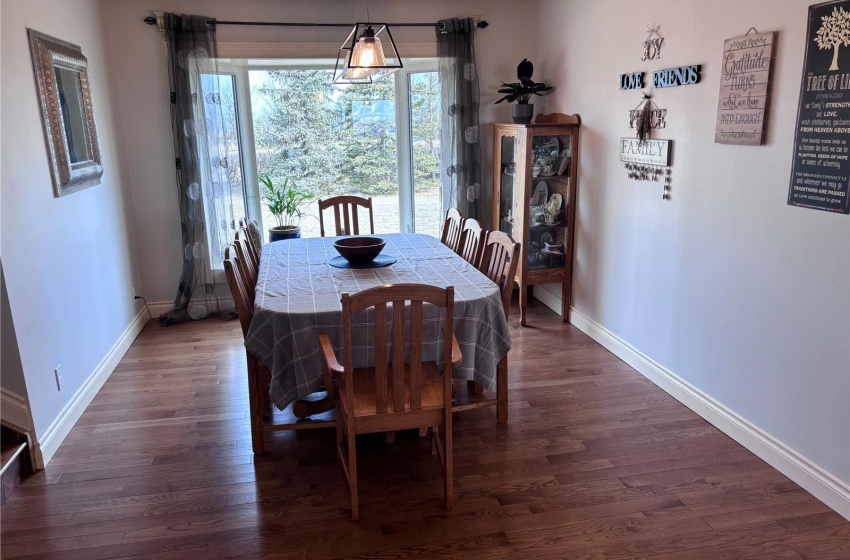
714 31 775 145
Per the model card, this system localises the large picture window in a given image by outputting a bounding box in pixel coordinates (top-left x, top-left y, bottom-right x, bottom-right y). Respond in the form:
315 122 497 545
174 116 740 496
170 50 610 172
211 59 442 240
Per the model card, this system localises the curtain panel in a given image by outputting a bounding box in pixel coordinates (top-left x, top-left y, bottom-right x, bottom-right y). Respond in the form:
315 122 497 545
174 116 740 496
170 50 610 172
161 13 239 324
436 18 484 224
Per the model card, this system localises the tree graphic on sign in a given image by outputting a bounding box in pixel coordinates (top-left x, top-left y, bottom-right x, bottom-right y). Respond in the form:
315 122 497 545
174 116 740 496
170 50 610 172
815 5 850 71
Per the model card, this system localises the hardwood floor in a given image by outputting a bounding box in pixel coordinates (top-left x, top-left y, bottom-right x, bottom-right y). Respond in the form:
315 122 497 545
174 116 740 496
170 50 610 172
1 301 847 559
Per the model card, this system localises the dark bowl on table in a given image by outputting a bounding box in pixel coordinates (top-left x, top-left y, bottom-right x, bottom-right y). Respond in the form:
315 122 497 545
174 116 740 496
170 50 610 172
333 236 386 265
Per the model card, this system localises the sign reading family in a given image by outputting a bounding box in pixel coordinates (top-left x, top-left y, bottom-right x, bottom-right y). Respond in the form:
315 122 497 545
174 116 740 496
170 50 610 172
714 31 775 145
788 0 850 214
619 138 672 167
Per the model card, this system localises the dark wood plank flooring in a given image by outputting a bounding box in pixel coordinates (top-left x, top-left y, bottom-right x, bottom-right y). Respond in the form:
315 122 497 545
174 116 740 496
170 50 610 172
2 300 847 559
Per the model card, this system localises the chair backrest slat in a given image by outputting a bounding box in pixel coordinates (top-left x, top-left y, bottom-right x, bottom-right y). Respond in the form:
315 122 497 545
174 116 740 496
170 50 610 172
374 302 388 414
319 196 375 237
391 300 406 413
409 300 423 411
479 231 521 319
351 203 359 234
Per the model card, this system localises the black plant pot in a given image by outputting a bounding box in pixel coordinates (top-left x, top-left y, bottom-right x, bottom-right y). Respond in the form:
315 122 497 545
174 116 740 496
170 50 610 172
512 103 534 124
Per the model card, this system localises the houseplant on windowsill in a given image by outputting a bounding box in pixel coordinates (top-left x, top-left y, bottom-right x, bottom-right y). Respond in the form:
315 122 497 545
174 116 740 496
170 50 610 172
494 59 553 124
260 175 312 242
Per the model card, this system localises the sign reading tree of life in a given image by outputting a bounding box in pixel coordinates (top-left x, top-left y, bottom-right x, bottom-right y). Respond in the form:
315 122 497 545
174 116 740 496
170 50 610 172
714 31 775 145
788 0 850 214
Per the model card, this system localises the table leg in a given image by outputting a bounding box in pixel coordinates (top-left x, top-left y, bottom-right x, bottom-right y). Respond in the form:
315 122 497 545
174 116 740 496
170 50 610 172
520 284 528 327
561 282 569 323
497 355 508 424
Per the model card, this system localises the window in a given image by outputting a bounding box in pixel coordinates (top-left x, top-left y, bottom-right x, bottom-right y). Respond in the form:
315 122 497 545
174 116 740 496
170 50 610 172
196 72 248 271
217 59 442 238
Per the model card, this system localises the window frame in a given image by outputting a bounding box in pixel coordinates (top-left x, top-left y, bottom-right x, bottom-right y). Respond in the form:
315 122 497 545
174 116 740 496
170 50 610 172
222 58 439 236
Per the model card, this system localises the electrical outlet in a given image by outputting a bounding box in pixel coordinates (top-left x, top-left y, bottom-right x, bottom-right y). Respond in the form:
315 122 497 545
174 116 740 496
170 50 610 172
131 286 136 300
54 366 64 391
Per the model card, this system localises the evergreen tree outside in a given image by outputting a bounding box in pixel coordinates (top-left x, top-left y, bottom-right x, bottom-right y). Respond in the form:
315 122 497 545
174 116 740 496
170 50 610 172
249 68 442 237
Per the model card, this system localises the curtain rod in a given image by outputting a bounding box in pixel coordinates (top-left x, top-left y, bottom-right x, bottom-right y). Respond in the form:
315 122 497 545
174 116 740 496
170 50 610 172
142 16 489 30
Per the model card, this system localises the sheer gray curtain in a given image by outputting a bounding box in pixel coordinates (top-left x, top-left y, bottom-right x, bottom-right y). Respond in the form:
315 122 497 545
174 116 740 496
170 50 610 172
161 13 239 324
436 18 483 224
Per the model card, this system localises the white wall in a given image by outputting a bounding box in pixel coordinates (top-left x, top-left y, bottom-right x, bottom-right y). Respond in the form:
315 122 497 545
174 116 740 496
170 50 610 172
1 262 28 397
101 0 537 303
1 0 142 449
536 0 849 486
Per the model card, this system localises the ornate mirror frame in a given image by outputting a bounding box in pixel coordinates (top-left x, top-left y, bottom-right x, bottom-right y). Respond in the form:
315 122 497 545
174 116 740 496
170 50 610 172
28 29 103 197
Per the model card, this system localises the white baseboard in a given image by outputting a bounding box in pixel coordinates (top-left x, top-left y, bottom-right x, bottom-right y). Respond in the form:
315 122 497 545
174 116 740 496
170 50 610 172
569 307 850 522
146 300 174 318
145 299 236 320
532 284 563 316
34 307 148 468
1 388 33 432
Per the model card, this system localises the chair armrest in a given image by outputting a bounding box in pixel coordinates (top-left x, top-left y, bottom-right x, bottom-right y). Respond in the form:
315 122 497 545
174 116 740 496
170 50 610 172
318 334 344 376
451 334 463 367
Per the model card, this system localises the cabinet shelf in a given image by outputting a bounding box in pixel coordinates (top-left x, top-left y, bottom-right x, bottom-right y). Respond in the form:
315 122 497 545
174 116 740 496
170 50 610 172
492 114 582 326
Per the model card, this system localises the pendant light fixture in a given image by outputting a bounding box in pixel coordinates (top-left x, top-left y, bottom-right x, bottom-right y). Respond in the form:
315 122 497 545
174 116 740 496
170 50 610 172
333 22 402 84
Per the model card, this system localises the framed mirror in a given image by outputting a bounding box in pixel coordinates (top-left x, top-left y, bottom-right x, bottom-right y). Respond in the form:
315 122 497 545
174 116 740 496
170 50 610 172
28 29 103 197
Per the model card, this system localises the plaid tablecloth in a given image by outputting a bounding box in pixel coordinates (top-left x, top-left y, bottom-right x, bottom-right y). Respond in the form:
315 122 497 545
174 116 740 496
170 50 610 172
245 233 512 411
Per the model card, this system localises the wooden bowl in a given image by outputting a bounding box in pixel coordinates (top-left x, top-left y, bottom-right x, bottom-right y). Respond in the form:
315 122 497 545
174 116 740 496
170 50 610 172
332 236 386 265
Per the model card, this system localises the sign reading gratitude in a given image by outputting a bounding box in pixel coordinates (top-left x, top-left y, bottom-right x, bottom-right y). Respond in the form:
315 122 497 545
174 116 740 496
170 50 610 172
715 31 775 145
619 138 672 166
788 0 850 214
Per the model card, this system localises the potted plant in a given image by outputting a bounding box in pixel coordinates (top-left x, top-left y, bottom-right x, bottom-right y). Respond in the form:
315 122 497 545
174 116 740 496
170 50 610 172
260 175 312 242
494 59 553 124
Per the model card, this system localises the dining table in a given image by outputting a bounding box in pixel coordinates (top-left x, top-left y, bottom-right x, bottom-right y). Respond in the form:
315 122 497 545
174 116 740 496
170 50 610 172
244 232 513 421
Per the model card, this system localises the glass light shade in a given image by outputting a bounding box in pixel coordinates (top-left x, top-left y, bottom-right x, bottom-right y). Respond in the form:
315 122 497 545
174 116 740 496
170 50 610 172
341 65 378 80
332 23 402 85
350 36 386 68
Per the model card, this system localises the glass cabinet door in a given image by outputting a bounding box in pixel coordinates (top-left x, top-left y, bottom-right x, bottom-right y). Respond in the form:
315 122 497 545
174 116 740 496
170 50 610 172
497 133 517 237
527 132 572 270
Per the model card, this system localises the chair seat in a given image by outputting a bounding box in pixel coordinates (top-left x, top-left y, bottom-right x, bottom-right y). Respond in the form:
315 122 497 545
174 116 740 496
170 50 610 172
337 362 445 417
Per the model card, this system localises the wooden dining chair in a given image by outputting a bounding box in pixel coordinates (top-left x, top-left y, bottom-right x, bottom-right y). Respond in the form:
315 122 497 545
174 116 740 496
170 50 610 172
320 284 461 521
457 218 487 268
459 231 519 415
479 231 521 320
318 195 375 237
223 245 271 454
440 208 464 252
224 244 337 454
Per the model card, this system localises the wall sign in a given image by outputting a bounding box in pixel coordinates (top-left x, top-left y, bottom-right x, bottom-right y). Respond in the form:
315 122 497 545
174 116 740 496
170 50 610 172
653 65 702 88
620 138 672 166
715 31 775 145
642 25 665 61
629 107 667 129
788 0 850 214
620 72 645 90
